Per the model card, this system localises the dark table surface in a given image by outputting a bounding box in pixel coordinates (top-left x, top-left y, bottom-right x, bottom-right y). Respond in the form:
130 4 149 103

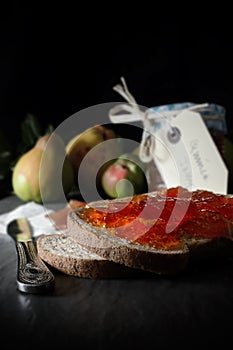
1 195 233 349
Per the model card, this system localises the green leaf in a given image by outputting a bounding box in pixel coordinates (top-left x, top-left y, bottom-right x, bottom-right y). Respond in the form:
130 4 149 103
45 123 54 134
21 113 42 147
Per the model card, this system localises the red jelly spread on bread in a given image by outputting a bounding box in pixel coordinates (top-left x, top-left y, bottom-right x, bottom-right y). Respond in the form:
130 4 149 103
77 187 233 250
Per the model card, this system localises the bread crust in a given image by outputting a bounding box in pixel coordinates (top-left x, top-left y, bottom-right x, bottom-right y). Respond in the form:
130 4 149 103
67 205 233 275
67 210 190 275
37 234 140 279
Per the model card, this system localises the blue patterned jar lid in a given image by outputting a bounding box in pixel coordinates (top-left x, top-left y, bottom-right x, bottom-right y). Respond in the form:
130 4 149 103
150 102 227 133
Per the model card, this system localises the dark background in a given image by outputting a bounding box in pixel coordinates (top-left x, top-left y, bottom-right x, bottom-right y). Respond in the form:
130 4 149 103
2 8 233 349
1 5 233 200
1 5 233 141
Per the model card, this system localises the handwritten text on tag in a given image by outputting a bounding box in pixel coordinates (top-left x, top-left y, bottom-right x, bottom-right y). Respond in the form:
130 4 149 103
151 110 228 194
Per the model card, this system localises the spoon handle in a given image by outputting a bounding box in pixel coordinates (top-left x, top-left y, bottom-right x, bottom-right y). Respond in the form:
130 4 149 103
15 240 55 293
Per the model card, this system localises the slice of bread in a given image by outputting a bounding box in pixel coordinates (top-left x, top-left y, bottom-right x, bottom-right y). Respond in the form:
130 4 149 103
36 233 140 279
66 188 233 275
67 210 190 275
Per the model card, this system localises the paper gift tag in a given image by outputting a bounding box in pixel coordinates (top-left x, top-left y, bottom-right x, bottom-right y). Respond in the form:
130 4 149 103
151 110 228 194
108 78 228 194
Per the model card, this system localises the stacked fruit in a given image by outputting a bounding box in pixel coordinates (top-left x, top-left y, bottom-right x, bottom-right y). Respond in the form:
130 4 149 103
10 118 233 203
12 124 149 203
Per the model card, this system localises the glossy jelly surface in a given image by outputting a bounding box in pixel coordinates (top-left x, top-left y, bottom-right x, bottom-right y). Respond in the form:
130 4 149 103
77 187 233 250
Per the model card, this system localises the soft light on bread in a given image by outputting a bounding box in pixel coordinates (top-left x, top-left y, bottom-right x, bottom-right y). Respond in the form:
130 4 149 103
66 187 233 275
37 234 139 279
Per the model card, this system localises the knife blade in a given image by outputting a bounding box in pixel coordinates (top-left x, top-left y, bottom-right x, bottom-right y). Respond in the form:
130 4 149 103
7 217 55 294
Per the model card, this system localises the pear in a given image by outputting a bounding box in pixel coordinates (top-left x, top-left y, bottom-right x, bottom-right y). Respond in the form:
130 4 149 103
12 133 75 203
66 125 124 196
66 125 117 176
101 151 147 198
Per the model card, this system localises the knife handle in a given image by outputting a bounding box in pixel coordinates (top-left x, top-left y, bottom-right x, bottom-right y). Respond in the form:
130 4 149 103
15 240 55 294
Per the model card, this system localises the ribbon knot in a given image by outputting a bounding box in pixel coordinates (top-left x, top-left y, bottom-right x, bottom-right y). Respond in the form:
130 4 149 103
109 77 145 123
109 77 209 164
109 77 156 162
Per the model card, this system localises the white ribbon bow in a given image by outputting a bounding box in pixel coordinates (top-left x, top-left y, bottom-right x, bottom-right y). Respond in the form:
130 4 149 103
109 77 209 163
109 77 158 163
